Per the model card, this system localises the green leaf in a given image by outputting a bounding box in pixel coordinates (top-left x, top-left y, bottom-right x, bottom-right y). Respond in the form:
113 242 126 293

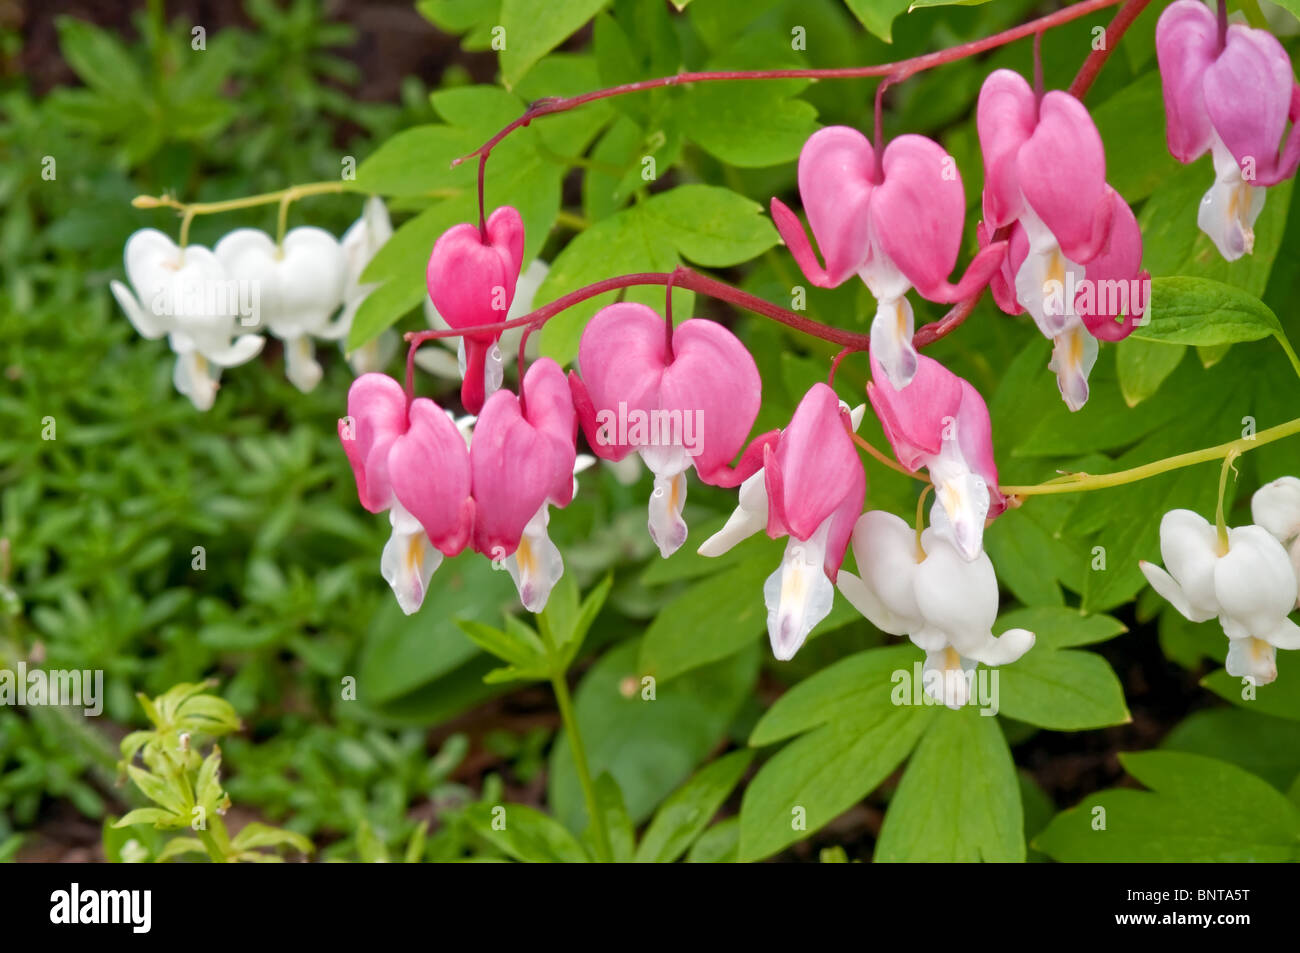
997 647 1131 731
679 83 819 168
981 506 1084 607
125 764 189 818
1203 653 1300 721
1162 707 1300 791
1091 70 1181 203
357 554 517 704
229 823 314 856
749 646 918 745
635 749 754 863
155 838 209 863
1036 751 1300 862
638 554 772 682
548 638 759 832
559 573 613 666
499 0 612 88
113 807 179 829
56 17 146 101
585 774 636 862
1116 338 1187 407
996 607 1127 650
456 618 548 673
641 186 781 266
739 647 935 862
686 817 740 862
464 802 591 862
875 707 1024 862
354 124 479 196
535 205 687 365
844 0 911 42
1135 276 1284 346
740 702 935 862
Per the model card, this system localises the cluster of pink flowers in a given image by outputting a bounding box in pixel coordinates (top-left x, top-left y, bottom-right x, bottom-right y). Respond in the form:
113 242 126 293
337 2 1300 703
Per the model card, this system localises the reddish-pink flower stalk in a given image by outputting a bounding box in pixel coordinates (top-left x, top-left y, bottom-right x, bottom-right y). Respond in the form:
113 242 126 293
454 0 1130 174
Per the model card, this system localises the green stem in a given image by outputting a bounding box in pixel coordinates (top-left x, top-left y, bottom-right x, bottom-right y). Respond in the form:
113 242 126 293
196 825 229 863
549 672 610 863
1001 416 1300 498
133 181 348 218
1215 448 1242 552
1273 330 1300 382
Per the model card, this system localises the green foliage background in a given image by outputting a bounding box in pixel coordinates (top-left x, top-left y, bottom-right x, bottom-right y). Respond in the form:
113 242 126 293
2 0 1299 862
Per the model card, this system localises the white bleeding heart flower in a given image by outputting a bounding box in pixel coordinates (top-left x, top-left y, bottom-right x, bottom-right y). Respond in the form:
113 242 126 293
110 229 265 412
339 196 398 376
836 510 1035 709
1140 508 1300 686
215 226 346 393
418 259 549 388
1251 476 1300 608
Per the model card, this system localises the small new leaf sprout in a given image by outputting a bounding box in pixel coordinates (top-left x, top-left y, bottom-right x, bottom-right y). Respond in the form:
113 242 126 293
113 683 313 863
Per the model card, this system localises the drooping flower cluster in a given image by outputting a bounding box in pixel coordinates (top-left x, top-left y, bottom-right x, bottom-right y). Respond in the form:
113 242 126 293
340 358 581 615
837 511 1034 708
977 70 1148 411
112 199 398 410
1156 0 1300 260
1141 497 1300 686
333 11 1299 702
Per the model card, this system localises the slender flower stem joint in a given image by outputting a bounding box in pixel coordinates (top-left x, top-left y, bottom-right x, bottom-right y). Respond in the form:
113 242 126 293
915 484 934 561
549 671 611 863
1216 448 1242 553
852 432 927 480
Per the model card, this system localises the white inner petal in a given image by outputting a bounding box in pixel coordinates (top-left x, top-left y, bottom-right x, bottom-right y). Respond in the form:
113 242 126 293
646 469 690 559
925 440 991 561
1015 205 1086 339
284 335 323 393
1198 136 1266 262
921 645 976 710
380 502 442 616
173 351 220 412
699 469 769 558
504 504 564 613
763 520 835 661
484 343 505 402
1224 635 1277 686
1047 318 1099 412
868 295 918 390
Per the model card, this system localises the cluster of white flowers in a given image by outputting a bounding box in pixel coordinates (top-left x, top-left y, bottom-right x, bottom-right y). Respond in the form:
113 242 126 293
1141 476 1300 686
112 198 554 413
111 197 397 410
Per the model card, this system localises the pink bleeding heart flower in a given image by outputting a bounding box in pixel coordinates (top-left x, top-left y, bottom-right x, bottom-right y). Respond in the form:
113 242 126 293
982 193 1150 412
570 302 775 558
761 384 866 659
867 352 1004 561
426 206 525 414
771 127 1006 390
340 373 473 614
697 383 864 661
470 358 577 611
977 69 1121 340
1156 0 1300 260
